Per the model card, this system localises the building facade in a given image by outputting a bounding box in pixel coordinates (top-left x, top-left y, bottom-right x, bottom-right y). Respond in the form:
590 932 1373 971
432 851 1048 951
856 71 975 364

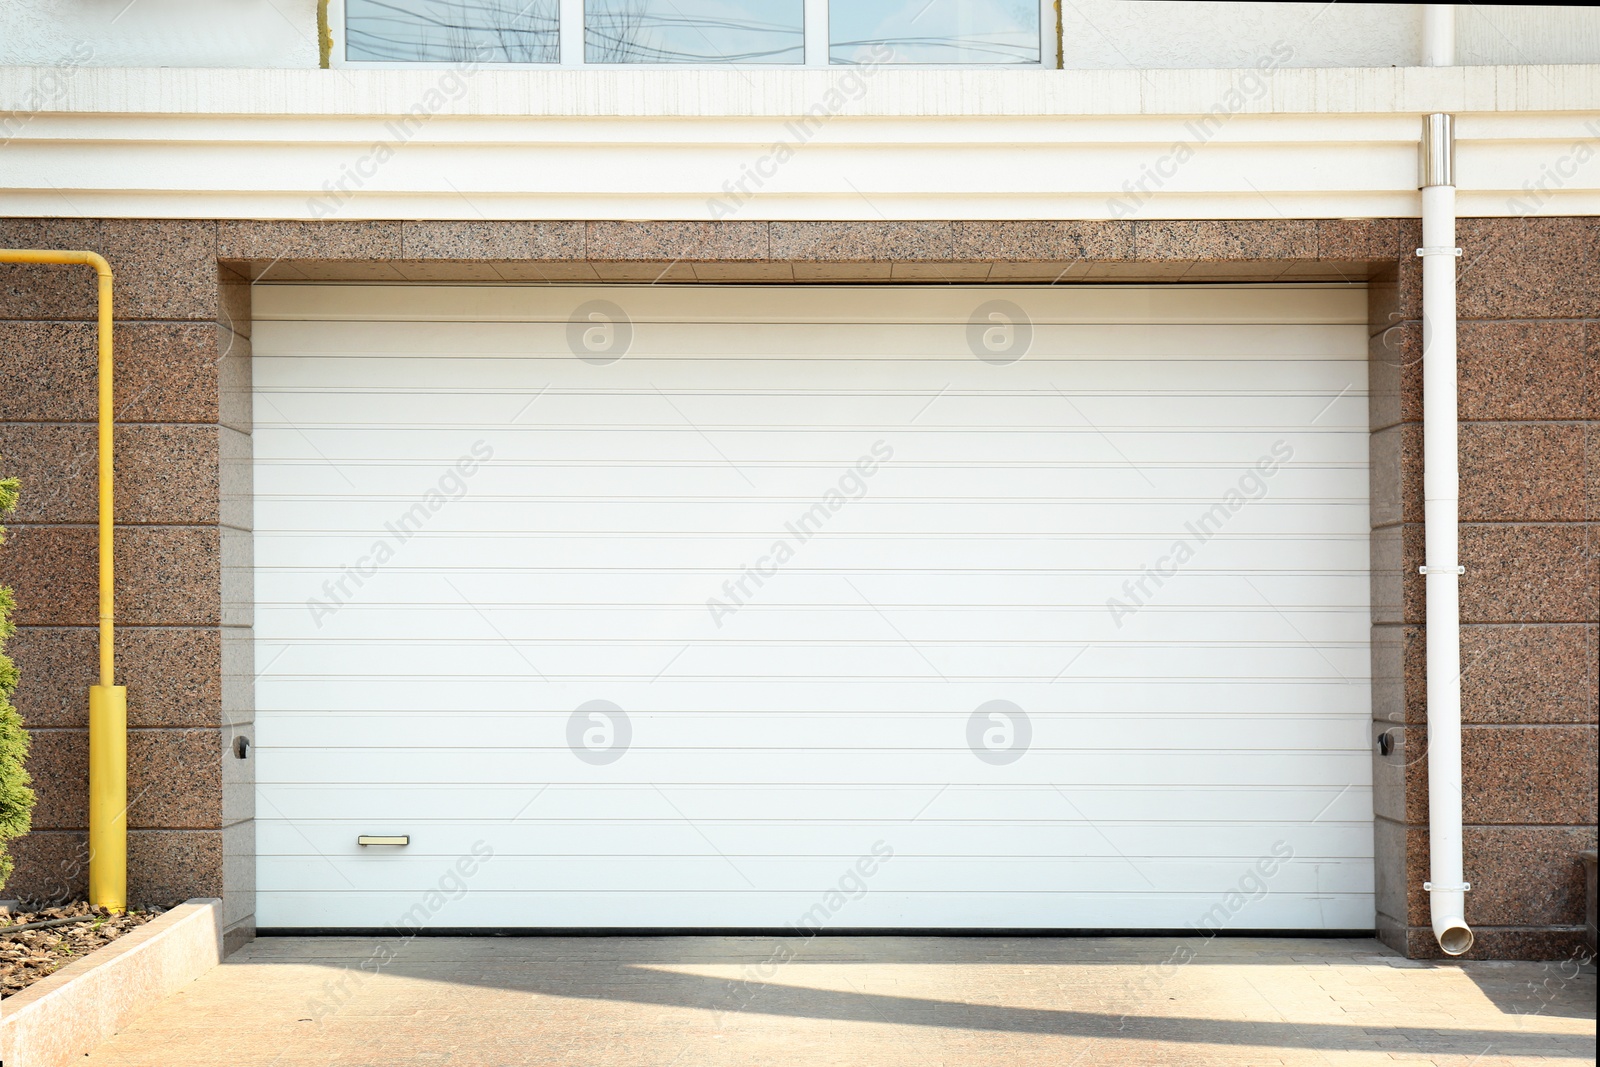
0 1 1595 959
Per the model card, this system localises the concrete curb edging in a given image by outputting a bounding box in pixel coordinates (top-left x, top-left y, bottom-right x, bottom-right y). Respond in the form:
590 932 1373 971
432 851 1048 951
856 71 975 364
0 899 223 1067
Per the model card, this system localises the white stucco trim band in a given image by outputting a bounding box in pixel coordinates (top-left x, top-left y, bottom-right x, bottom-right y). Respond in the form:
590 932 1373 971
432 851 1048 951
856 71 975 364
3 64 1597 117
1 65 1596 220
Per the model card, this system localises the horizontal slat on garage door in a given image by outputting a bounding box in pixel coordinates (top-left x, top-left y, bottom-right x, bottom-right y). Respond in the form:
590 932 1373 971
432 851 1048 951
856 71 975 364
258 856 1373 896
255 534 1370 569
253 643 1369 683
254 892 1374 933
255 608 1365 644
252 284 1371 931
257 713 1368 751
256 819 1376 859
259 784 1373 824
258 678 1366 715
250 428 1363 464
253 284 1366 324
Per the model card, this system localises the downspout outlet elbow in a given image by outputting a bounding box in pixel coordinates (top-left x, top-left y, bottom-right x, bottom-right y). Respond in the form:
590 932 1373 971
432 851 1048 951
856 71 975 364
1427 883 1474 956
1433 917 1474 957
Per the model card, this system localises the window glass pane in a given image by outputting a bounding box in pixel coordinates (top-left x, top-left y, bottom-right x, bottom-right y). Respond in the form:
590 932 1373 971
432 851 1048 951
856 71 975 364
585 0 804 64
829 0 1040 64
346 0 560 63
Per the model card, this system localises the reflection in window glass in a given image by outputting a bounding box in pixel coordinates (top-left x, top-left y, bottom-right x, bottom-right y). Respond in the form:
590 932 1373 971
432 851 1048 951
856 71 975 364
585 0 804 64
829 0 1039 64
346 0 560 63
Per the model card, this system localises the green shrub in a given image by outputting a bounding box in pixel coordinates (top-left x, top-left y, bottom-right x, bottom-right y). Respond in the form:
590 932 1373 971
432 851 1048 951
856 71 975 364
0 471 33 891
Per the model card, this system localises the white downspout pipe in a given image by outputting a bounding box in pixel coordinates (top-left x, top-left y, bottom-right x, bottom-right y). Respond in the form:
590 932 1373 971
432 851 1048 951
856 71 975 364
1418 5 1472 958
1422 4 1455 67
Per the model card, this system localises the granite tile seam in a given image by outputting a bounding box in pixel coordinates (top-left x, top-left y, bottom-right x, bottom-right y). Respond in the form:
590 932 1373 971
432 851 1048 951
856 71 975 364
120 828 228 835
0 317 238 324
1454 722 1600 730
1452 519 1599 524
25 727 228 732
1446 823 1600 829
0 420 242 427
12 624 234 631
1459 422 1600 428
1456 419 1600 425
1457 519 1600 524
1416 923 1591 930
1370 314 1600 322
1443 620 1600 627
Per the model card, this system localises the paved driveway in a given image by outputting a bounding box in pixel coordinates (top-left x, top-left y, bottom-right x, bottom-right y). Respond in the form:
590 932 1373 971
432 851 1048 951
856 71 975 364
86 936 1595 1066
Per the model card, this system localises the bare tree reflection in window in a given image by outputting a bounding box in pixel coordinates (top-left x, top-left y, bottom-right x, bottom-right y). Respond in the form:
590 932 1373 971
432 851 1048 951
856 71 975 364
587 0 655 63
585 0 804 64
346 0 560 64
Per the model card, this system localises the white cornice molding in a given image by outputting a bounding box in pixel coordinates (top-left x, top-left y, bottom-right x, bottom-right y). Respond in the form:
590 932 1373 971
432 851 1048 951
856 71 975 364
3 64 1599 118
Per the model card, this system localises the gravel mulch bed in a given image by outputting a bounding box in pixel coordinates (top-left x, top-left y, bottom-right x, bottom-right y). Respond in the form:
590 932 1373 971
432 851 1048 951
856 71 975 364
0 901 163 998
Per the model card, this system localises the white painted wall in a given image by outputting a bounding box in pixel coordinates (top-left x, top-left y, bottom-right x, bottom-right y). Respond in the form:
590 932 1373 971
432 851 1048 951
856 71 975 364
0 0 318 69
1454 5 1600 67
0 2 1594 70
1060 2 1600 69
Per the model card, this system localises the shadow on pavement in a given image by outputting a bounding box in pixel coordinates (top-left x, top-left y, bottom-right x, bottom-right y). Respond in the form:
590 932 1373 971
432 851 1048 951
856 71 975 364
270 936 1598 1059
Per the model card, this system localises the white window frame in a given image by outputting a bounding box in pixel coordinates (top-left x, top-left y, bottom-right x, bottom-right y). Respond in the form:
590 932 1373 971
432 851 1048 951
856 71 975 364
326 0 1055 69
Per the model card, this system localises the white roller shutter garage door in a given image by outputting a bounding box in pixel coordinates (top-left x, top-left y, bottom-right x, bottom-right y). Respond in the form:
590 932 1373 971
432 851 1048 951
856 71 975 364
252 285 1372 931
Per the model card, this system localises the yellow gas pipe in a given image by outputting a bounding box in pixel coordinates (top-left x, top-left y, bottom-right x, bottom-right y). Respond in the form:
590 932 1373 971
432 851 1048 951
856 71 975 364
0 249 125 913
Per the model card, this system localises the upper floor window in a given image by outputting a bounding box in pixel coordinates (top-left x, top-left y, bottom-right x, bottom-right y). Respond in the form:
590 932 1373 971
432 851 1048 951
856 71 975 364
585 0 804 64
830 0 1040 65
346 0 561 63
335 0 1046 67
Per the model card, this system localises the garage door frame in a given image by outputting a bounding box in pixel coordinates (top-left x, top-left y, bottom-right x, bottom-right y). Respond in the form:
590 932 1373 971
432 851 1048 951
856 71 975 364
246 281 1376 934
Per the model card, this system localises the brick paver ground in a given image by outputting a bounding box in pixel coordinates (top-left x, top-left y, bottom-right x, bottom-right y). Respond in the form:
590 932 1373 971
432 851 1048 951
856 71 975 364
84 936 1595 1066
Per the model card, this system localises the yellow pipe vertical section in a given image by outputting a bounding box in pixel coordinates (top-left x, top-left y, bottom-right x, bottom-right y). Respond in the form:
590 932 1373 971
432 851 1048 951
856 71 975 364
0 249 125 913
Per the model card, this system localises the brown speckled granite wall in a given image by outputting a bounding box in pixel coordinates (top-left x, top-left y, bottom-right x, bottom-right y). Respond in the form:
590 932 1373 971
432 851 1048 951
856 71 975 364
0 216 1593 959
1369 216 1599 960
0 220 255 954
